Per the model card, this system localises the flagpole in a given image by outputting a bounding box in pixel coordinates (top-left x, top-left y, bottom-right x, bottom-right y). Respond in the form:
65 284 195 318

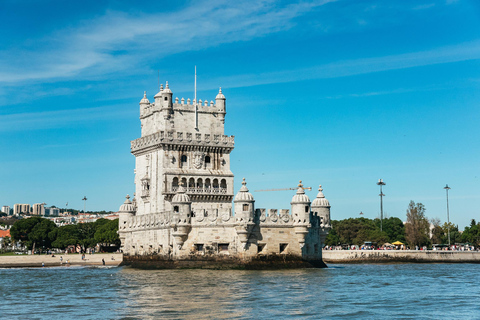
194 66 198 129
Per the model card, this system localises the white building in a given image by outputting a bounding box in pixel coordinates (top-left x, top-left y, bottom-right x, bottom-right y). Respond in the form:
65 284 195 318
13 204 30 216
1 206 10 215
32 203 45 216
119 82 331 268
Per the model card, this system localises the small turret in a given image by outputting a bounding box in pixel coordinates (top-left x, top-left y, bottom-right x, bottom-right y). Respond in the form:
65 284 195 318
139 91 150 115
118 195 136 252
215 87 226 124
171 184 192 249
311 185 331 227
234 178 256 250
234 178 255 222
291 181 311 224
291 181 311 247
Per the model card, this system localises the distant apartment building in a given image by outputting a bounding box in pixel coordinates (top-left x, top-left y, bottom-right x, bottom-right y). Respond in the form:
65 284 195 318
1 206 10 215
45 207 60 216
32 203 45 216
13 204 31 215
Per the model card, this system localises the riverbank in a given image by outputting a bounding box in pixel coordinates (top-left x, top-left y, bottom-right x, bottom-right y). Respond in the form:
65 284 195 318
0 253 123 268
323 250 480 263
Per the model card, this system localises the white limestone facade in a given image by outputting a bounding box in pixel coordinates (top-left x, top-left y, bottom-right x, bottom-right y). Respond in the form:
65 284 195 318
119 82 331 267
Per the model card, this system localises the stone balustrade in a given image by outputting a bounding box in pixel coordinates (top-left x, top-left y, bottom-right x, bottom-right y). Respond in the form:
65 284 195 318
170 186 227 194
131 131 235 153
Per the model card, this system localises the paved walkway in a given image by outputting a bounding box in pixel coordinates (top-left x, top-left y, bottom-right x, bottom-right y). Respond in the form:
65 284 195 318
0 253 123 267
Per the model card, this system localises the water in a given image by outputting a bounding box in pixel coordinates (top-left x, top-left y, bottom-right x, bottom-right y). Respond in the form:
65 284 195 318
1 264 479 319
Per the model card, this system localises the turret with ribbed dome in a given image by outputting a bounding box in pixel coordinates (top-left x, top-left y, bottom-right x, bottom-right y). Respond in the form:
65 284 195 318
234 178 255 250
291 181 311 247
311 185 331 227
171 183 192 249
215 87 226 124
234 178 255 222
118 194 136 252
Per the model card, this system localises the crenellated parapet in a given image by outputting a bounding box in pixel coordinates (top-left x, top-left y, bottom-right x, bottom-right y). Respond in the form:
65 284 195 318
256 208 293 226
131 130 235 154
124 212 171 231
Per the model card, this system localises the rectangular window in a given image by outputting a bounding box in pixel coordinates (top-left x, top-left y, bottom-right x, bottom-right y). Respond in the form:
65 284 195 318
257 243 266 253
279 243 288 254
243 204 249 211
195 244 204 251
219 243 229 251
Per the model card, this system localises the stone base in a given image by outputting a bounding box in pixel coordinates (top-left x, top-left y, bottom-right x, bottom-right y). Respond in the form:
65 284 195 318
121 254 327 269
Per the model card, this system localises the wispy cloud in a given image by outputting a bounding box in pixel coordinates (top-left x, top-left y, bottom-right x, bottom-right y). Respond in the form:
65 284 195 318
207 40 480 89
0 0 335 83
0 105 135 131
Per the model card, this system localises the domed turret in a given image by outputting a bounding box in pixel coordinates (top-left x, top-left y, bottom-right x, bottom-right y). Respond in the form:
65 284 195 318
172 184 191 204
139 91 150 105
171 183 192 249
234 178 254 202
119 194 136 213
234 178 256 250
291 181 310 204
311 185 331 227
290 181 311 247
215 87 225 100
215 87 226 124
234 178 255 222
311 185 330 207
118 195 136 252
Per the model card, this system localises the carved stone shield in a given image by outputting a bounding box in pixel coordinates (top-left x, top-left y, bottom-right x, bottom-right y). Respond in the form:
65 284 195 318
193 151 204 169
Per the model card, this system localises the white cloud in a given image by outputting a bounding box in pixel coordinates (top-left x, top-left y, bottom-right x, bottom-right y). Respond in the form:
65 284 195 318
0 105 135 131
0 0 335 83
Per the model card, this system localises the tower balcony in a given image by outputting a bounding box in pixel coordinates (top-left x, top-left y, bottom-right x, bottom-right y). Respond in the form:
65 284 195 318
171 186 227 195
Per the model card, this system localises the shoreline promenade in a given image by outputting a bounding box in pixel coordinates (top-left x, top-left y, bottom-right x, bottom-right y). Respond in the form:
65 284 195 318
0 253 123 268
323 250 480 263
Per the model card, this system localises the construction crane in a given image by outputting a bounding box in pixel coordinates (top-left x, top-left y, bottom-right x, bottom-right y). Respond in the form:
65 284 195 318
254 180 312 192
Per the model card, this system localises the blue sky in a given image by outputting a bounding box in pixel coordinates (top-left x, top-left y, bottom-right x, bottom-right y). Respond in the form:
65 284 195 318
1 0 479 229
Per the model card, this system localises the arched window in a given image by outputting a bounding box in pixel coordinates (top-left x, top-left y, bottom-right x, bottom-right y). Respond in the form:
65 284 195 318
205 156 211 164
213 179 219 188
243 204 249 211
181 178 187 187
205 178 211 189
220 179 227 189
188 178 195 188
173 206 179 213
172 177 179 192
164 97 168 101
181 155 187 163
196 178 203 188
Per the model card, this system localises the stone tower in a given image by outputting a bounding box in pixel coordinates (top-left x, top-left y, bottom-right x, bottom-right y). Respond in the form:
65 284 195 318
130 83 235 219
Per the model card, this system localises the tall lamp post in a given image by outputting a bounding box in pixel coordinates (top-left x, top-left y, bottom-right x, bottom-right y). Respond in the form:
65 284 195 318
82 196 87 214
444 184 451 247
377 179 386 232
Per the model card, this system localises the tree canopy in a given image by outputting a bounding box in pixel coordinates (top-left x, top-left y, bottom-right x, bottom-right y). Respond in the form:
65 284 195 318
405 201 430 247
10 217 119 250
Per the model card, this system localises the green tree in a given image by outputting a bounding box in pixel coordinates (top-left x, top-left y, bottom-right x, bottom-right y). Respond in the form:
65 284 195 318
404 201 430 248
430 218 444 244
374 217 406 243
462 219 480 246
94 219 120 246
51 224 80 249
10 217 57 250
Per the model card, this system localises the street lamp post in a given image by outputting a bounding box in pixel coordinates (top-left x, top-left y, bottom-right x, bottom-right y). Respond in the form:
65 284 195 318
82 196 87 214
377 179 386 232
444 184 451 247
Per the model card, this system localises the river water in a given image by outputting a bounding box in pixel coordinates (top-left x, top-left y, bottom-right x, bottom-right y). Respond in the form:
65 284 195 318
1 263 479 319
